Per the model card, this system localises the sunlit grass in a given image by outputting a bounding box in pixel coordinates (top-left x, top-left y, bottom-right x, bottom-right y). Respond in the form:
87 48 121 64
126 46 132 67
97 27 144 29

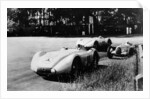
63 55 136 91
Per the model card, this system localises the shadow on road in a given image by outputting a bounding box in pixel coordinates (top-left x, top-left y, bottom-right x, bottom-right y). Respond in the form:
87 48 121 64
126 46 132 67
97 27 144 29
111 54 135 60
111 57 127 60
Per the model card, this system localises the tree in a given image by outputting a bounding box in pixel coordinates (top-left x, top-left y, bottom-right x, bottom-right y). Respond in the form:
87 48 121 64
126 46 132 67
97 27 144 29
7 8 143 36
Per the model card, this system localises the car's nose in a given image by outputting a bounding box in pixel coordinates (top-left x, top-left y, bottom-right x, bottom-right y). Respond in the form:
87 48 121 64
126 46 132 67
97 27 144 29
36 68 56 76
37 68 51 74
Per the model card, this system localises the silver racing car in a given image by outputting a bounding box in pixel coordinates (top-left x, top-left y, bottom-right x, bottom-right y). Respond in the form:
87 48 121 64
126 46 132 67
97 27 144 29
107 41 136 58
76 36 112 51
31 47 99 78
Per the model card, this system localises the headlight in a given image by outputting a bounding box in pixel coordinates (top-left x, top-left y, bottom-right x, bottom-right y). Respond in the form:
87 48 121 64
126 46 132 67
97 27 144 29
51 68 56 73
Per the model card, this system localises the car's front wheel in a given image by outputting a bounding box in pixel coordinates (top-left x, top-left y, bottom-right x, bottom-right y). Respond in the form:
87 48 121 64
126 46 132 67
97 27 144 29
92 53 99 69
71 57 82 78
107 46 114 58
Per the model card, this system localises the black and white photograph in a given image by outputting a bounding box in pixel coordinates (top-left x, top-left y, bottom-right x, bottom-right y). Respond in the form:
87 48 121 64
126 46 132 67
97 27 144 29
1 0 150 99
7 8 143 91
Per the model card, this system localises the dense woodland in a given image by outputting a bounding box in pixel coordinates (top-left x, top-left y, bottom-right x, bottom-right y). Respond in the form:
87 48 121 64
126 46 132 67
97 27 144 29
7 8 143 37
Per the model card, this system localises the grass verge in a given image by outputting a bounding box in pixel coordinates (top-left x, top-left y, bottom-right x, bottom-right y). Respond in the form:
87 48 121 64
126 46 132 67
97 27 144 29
62 55 136 91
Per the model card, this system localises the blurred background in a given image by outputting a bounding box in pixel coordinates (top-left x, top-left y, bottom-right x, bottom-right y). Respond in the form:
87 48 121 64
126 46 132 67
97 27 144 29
7 8 143 37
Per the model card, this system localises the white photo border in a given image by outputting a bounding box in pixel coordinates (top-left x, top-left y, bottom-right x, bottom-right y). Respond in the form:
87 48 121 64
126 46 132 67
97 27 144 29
0 0 149 99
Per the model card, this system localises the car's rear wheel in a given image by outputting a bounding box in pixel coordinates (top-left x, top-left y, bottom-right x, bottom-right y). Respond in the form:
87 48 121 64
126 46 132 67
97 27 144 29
71 57 82 78
129 48 134 55
92 53 99 69
107 39 112 46
107 46 113 58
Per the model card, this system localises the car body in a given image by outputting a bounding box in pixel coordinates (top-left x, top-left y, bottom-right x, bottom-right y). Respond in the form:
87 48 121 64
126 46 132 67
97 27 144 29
107 42 135 58
31 47 99 78
76 36 112 51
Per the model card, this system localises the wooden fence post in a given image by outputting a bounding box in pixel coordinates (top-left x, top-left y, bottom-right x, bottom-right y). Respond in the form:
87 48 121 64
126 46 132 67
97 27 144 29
134 44 143 91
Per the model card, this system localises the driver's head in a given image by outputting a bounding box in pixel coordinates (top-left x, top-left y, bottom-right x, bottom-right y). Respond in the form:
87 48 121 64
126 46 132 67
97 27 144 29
126 41 129 44
125 41 132 45
98 36 102 38
77 44 86 50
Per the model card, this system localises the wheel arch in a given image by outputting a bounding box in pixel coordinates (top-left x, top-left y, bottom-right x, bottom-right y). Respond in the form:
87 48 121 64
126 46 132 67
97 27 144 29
52 54 82 74
71 55 82 66
90 48 100 62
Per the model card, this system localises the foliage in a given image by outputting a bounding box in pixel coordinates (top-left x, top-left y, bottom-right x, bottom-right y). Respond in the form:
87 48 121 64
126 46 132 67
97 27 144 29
7 8 143 36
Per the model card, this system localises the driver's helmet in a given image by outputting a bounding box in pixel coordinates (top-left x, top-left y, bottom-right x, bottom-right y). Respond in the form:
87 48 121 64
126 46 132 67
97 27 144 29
77 44 86 50
98 36 103 39
125 41 132 46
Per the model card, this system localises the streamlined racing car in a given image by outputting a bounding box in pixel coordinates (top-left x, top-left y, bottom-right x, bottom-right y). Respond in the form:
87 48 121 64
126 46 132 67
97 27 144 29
76 36 112 51
107 41 135 58
31 47 99 78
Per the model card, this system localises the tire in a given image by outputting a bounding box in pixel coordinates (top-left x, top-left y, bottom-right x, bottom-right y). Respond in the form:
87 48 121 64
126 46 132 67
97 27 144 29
107 46 113 58
129 48 134 55
92 53 99 69
116 47 121 55
107 39 112 46
71 57 82 78
93 41 99 50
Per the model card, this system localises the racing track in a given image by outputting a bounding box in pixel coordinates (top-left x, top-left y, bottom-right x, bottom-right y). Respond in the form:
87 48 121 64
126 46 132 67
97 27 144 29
7 36 142 91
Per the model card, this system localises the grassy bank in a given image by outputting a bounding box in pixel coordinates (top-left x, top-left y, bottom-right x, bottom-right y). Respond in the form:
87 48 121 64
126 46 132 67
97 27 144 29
62 55 136 91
